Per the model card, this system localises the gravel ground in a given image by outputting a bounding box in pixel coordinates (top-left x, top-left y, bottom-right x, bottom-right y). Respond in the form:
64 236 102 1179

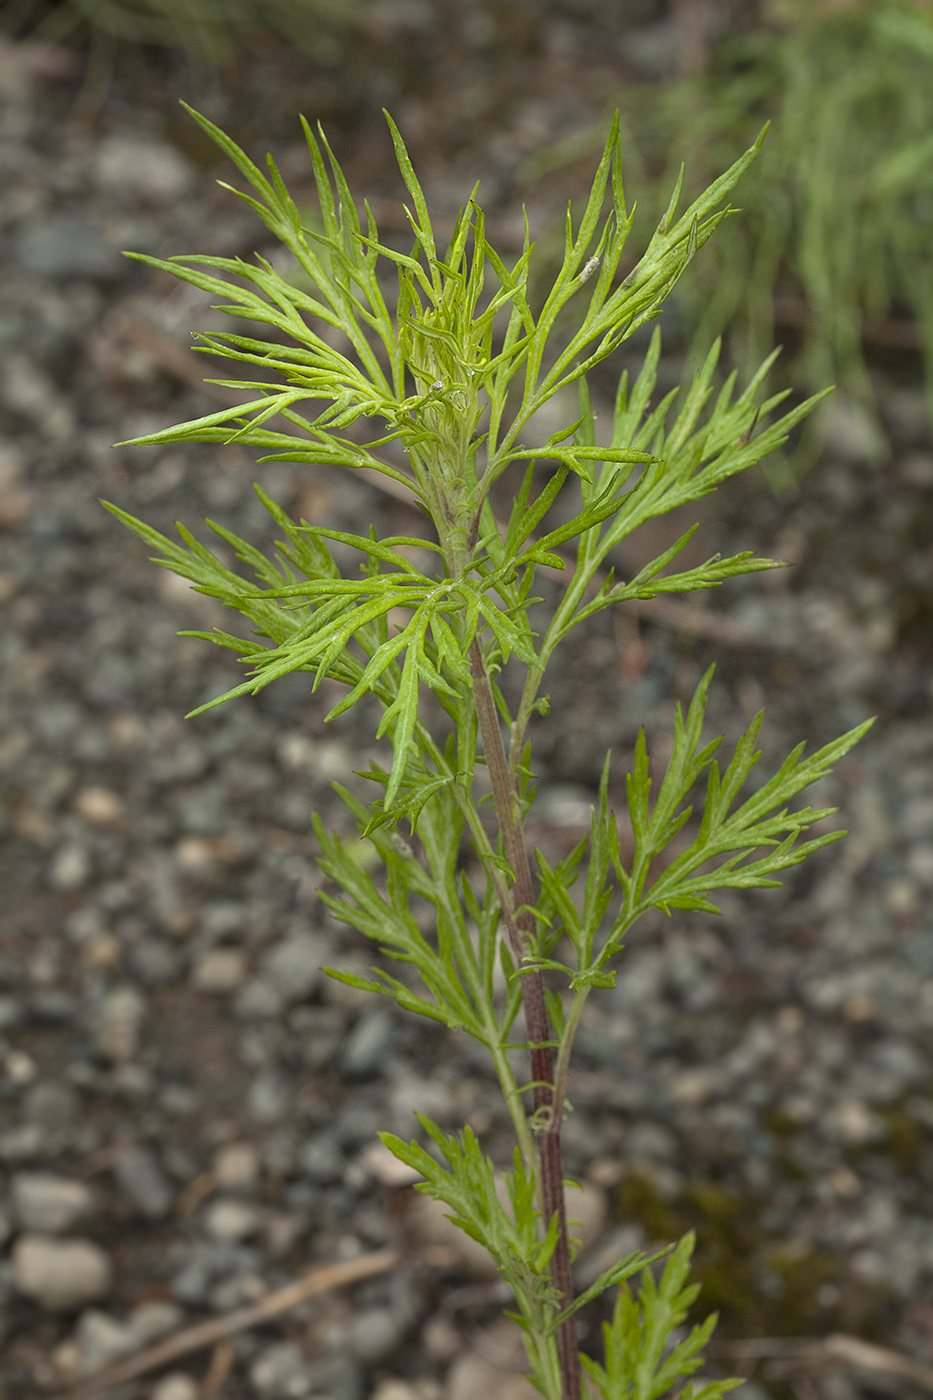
2 6 933 1399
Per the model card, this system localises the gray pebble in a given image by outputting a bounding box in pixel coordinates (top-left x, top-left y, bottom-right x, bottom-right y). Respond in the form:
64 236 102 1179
347 1305 405 1362
248 1072 291 1124
235 978 285 1020
126 937 183 986
203 1198 261 1242
73 1308 136 1377
249 1340 315 1399
128 1299 183 1345
12 215 125 280
94 985 145 1063
192 948 248 994
297 1136 343 1183
11 1173 94 1234
113 1144 173 1220
151 1377 200 1400
13 1235 113 1311
259 933 327 1003
340 1007 395 1078
22 1081 80 1132
48 843 91 891
0 1123 45 1163
150 1377 197 1400
0 995 23 1030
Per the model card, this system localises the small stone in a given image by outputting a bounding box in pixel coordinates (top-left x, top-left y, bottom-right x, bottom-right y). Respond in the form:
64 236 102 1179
11 1173 94 1234
204 1198 260 1242
113 1145 173 1220
372 1383 422 1400
340 1007 395 1078
94 986 145 1063
12 215 124 280
0 995 22 1030
94 136 194 201
192 948 247 994
23 1080 80 1131
348 1305 404 1362
248 1072 290 1124
73 1309 136 1377
297 1135 343 1183
213 1142 260 1192
259 933 326 1003
446 1320 539 1400
128 1299 183 1345
49 844 91 891
235 978 284 1020
13 1235 113 1311
127 938 182 987
565 1182 608 1256
0 1122 44 1162
249 1340 315 1399
151 1376 200 1400
74 787 124 825
828 1099 883 1147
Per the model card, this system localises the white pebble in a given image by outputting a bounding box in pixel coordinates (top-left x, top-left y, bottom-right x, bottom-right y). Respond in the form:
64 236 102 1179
12 1173 94 1234
14 1235 113 1312
151 1375 200 1400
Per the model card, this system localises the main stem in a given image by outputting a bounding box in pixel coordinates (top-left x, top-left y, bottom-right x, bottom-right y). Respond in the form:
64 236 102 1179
469 637 580 1400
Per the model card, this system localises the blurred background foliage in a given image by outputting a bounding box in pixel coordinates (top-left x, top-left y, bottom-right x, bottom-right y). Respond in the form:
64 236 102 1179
4 0 933 466
0 0 354 65
612 0 933 430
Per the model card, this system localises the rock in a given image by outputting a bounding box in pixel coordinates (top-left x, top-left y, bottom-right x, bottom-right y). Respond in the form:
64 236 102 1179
23 1080 80 1132
94 986 145 1062
248 1072 291 1124
12 215 124 280
347 1305 405 1362
340 1007 395 1078
13 1236 113 1311
371 1384 423 1400
113 1145 173 1220
203 1199 261 1242
74 787 124 825
11 1173 94 1234
127 937 182 987
259 932 326 1003
192 948 247 994
128 1299 183 1345
73 1309 136 1377
213 1142 260 1193
0 1123 44 1163
565 1181 607 1255
48 843 91 891
93 136 194 201
151 1376 200 1400
235 978 284 1020
445 1320 540 1400
297 1135 344 1183
249 1340 315 1399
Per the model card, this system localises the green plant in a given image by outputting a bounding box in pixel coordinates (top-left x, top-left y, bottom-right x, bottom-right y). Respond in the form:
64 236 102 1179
610 0 933 417
105 104 872 1399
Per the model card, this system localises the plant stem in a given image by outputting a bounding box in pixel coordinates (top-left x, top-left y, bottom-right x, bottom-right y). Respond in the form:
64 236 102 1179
468 637 581 1400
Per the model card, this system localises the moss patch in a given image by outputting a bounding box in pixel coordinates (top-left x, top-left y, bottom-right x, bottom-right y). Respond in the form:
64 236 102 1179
616 1172 885 1344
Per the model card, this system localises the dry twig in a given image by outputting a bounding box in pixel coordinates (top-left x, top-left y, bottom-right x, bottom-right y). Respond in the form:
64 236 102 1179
53 1248 398 1400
